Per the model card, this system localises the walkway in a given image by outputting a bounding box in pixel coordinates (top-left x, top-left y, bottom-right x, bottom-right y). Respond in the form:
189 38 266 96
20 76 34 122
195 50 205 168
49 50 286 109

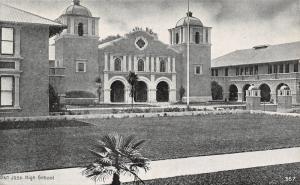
1 147 300 185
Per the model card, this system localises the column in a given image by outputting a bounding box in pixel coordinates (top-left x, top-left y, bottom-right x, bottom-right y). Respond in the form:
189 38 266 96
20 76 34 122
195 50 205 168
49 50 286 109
133 56 138 71
95 19 99 36
169 30 172 45
203 28 207 44
151 57 155 72
170 74 177 102
156 57 160 72
128 55 132 71
237 91 243 102
110 54 114 71
88 18 92 35
145 56 150 72
14 75 20 108
70 17 74 34
172 57 176 72
149 75 156 103
172 29 175 45
15 27 21 57
122 55 127 72
167 57 171 73
103 74 110 103
104 53 108 71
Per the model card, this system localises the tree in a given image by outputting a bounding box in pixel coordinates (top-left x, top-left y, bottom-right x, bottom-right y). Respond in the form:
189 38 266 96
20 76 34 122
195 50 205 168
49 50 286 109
83 133 150 185
127 71 138 111
179 86 185 102
211 81 223 100
49 85 60 112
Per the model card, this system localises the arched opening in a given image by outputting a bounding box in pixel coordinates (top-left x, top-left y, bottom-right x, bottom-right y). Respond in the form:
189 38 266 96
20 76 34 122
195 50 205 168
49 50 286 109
134 81 148 102
259 84 271 102
211 81 223 100
195 32 200 44
110 81 125 102
276 83 289 102
243 84 251 101
114 58 121 71
138 59 144 72
229 84 238 101
175 33 179 44
78 23 83 36
156 81 169 102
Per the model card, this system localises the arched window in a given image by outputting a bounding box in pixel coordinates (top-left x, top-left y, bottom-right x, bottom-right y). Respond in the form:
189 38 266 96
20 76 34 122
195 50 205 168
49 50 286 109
160 59 166 72
78 23 83 36
138 59 144 72
114 58 121 71
175 33 179 44
195 32 200 44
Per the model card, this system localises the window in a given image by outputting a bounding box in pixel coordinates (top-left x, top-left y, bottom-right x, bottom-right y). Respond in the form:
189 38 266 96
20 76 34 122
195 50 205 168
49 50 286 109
250 66 253 75
268 64 272 74
236 67 239 76
0 76 14 106
285 64 289 73
215 69 218 76
205 29 209 43
294 63 299 72
114 58 121 71
211 69 214 76
225 68 228 76
76 61 86 72
254 65 258 75
279 64 283 73
273 64 277 73
160 59 166 72
0 27 14 55
245 67 248 75
240 68 243 75
175 33 179 44
195 65 203 75
137 59 144 72
135 37 148 50
78 23 83 36
195 32 200 44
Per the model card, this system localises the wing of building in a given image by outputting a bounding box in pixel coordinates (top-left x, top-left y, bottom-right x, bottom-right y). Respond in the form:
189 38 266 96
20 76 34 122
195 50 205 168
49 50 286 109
0 3 65 117
211 41 300 104
49 0 212 105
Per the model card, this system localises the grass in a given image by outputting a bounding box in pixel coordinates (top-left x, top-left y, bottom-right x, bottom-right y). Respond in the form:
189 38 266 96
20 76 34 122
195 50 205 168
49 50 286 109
124 163 300 185
0 113 300 174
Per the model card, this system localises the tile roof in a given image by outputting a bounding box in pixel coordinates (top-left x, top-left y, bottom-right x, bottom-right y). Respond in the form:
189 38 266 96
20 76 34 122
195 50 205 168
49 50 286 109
212 41 300 68
0 3 65 36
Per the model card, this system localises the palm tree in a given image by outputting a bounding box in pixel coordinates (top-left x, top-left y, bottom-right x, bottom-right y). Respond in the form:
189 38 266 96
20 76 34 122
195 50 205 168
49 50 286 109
83 133 150 185
127 71 138 111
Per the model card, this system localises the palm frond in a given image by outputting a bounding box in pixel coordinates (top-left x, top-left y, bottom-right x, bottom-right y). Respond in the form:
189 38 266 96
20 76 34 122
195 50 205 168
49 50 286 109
132 139 147 150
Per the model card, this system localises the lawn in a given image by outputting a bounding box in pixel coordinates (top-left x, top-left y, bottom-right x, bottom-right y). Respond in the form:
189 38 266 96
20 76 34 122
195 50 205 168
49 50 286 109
124 163 300 185
0 113 300 174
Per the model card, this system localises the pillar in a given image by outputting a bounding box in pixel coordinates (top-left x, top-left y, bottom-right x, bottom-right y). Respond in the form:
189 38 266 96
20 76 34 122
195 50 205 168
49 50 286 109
156 57 160 72
167 57 171 73
133 56 137 71
70 17 74 34
110 54 114 71
151 57 155 72
104 53 108 71
128 55 132 71
146 56 150 72
122 55 127 72
14 75 20 108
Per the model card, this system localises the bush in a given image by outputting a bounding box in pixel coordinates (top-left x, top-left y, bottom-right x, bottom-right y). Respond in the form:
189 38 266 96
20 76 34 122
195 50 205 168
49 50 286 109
66 91 96 98
49 85 60 112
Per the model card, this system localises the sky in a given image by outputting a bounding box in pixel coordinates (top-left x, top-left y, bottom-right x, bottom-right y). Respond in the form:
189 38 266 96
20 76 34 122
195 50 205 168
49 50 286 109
1 0 299 58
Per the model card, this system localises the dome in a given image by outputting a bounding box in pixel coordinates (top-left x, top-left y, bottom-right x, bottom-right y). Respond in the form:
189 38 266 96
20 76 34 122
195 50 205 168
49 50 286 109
63 0 92 17
176 12 203 27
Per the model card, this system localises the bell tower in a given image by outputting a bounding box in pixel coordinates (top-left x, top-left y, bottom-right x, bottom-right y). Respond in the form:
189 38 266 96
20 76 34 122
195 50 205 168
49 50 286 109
54 0 100 97
169 11 212 102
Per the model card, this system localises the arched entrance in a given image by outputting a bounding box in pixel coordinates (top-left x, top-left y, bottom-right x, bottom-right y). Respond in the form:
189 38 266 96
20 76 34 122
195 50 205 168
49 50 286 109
243 84 251 101
156 81 169 102
276 83 289 102
211 81 223 100
110 81 125 102
134 81 148 102
229 84 238 101
259 84 271 102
